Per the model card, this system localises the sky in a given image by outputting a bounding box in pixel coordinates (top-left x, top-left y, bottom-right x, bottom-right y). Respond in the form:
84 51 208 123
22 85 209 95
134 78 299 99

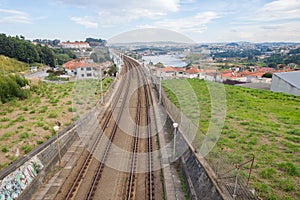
0 0 300 43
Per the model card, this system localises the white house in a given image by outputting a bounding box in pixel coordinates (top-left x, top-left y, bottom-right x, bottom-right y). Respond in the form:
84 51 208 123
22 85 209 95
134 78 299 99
63 59 100 79
59 42 90 49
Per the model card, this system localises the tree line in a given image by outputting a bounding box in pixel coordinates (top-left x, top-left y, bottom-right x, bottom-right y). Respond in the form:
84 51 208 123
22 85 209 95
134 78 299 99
263 53 300 67
0 34 76 67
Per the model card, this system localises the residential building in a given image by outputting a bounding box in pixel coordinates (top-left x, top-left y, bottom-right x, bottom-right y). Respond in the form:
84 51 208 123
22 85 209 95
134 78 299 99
63 58 100 79
59 42 90 49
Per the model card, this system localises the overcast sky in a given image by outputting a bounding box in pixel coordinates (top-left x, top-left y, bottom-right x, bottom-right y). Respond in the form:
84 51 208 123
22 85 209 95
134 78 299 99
0 0 299 43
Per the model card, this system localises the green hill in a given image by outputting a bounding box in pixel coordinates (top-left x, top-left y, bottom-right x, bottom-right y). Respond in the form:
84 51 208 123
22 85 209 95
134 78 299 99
0 55 28 74
163 79 300 200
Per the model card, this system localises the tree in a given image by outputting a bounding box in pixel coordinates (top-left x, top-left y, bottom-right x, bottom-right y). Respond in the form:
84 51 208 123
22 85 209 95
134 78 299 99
40 46 55 67
155 62 165 68
108 64 117 76
0 34 56 66
262 73 273 78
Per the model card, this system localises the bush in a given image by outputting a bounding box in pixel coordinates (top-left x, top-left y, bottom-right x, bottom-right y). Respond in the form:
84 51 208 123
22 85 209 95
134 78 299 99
21 145 33 154
0 117 9 122
68 107 76 112
48 112 58 118
37 140 44 145
0 75 29 103
279 179 295 191
1 147 8 153
19 132 29 139
262 72 273 78
277 162 299 176
259 167 276 179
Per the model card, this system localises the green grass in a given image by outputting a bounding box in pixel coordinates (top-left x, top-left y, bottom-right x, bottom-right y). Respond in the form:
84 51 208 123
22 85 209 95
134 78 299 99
0 55 28 74
0 77 114 171
19 132 29 139
21 145 33 154
162 79 300 200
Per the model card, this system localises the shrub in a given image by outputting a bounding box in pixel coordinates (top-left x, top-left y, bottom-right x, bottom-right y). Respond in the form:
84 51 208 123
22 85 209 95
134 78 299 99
19 132 29 139
68 107 76 112
259 167 276 179
1 147 8 153
21 145 33 154
17 125 24 129
279 179 295 191
44 135 51 139
0 74 29 103
14 115 25 122
0 117 9 122
277 162 299 176
39 106 47 113
48 112 58 118
262 72 273 78
36 121 44 127
37 140 44 145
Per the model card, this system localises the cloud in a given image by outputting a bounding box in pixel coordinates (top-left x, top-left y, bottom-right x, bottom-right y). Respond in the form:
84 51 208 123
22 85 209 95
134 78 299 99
255 0 300 21
70 16 98 28
0 9 31 24
108 28 195 43
218 20 300 42
152 11 220 33
58 0 179 12
60 0 179 26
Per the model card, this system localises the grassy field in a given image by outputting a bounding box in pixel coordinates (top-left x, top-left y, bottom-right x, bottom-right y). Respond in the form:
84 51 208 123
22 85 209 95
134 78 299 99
162 79 300 200
0 78 113 170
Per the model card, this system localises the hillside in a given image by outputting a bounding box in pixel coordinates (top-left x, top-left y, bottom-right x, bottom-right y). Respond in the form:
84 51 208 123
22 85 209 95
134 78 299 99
162 79 300 200
0 55 28 74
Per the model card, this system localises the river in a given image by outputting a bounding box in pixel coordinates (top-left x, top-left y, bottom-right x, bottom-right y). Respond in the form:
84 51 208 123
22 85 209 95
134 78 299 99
142 55 187 67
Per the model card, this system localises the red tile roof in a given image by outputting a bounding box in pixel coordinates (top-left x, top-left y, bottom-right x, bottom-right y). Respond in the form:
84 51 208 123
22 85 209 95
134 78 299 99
61 42 89 45
186 67 201 74
63 59 100 70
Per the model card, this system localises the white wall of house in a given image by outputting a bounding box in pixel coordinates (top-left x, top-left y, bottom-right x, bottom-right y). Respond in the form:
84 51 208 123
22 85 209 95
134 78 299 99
156 70 175 77
66 67 99 79
186 73 198 78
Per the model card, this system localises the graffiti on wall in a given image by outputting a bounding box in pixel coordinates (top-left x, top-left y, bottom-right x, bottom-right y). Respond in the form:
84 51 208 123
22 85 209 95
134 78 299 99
0 156 44 200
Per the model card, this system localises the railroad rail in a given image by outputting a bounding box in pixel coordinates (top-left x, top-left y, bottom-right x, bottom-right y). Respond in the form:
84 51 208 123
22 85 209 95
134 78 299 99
124 56 156 200
64 57 133 199
85 59 133 199
61 55 162 200
125 58 142 200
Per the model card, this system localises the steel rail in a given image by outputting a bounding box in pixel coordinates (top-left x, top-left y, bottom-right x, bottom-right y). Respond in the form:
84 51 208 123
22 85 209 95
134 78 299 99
65 61 131 200
85 58 134 200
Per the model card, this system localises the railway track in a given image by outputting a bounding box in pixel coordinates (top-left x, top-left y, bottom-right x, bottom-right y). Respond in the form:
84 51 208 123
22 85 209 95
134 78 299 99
124 57 155 200
63 57 133 199
60 55 163 200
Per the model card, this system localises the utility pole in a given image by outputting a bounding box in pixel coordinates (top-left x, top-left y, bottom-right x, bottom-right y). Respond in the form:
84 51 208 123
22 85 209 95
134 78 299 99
100 66 103 104
53 121 61 166
173 123 178 156
159 71 162 104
